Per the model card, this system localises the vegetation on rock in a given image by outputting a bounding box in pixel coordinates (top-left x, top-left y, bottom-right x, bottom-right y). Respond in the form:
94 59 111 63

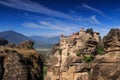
96 45 104 55
86 28 94 36
83 55 94 63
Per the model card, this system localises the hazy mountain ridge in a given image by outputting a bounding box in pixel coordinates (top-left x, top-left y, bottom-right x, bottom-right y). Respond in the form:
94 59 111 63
0 30 60 49
29 35 60 44
0 30 30 44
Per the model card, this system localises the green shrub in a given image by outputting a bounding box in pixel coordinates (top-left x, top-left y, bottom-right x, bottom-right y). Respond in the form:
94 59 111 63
76 51 81 57
43 66 48 76
86 28 94 36
83 55 94 63
96 46 104 55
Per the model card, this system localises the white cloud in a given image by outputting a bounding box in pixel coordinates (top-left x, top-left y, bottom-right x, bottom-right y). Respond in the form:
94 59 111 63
0 0 104 25
90 15 102 24
22 21 84 36
82 4 109 19
77 15 102 25
0 0 73 19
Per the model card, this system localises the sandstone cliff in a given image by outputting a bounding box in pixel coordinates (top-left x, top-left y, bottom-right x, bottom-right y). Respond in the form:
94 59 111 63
0 39 44 80
45 28 100 80
90 28 120 80
46 28 120 80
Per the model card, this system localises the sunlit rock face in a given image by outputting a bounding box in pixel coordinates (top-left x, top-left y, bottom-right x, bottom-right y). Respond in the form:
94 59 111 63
45 28 100 80
90 51 120 80
90 29 120 80
103 29 120 52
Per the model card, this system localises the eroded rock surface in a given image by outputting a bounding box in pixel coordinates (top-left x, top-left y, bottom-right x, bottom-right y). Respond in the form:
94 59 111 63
90 28 120 80
0 40 44 80
46 28 100 80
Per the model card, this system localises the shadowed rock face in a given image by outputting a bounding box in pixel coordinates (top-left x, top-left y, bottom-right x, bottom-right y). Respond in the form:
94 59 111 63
0 40 44 80
0 38 8 46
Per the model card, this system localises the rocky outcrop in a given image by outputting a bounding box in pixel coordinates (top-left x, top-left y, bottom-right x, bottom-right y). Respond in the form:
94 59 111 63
0 40 44 80
90 28 120 80
103 29 120 52
0 38 8 46
17 40 34 49
46 28 120 80
45 28 100 80
90 51 120 80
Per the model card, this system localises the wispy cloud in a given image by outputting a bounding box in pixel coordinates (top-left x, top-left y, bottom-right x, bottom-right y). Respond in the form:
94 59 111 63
82 4 109 19
77 15 102 25
0 0 73 19
22 20 83 36
0 0 104 26
90 15 102 24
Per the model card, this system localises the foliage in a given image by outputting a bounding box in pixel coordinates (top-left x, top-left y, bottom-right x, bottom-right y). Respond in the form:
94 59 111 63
86 28 94 36
76 51 81 57
43 66 48 76
96 45 104 55
87 68 91 75
83 55 94 63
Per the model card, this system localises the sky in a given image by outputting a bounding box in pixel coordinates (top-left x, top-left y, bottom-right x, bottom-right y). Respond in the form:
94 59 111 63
0 0 120 37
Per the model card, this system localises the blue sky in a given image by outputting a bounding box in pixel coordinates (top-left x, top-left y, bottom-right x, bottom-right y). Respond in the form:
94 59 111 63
0 0 120 37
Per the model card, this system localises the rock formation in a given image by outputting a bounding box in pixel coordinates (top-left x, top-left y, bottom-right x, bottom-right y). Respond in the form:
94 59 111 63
0 40 44 80
103 28 120 52
17 40 35 49
45 28 100 80
46 28 120 80
90 28 120 80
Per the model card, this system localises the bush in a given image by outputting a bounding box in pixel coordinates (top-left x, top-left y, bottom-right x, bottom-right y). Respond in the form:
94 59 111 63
86 28 94 36
43 66 48 76
96 46 104 55
83 55 94 63
76 51 81 57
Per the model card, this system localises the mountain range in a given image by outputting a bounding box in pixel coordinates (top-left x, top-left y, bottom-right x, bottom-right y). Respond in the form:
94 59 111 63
0 30 60 49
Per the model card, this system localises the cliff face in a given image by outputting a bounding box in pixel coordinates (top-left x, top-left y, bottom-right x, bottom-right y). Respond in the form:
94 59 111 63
46 28 120 80
0 39 44 80
90 29 120 80
90 51 120 80
103 29 120 51
46 29 100 80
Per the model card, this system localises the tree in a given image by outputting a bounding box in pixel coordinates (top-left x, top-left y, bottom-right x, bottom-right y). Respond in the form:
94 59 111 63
86 28 94 36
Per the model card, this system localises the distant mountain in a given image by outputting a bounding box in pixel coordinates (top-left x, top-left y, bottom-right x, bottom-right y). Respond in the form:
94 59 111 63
29 36 60 49
0 30 30 44
0 30 60 49
29 36 60 44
